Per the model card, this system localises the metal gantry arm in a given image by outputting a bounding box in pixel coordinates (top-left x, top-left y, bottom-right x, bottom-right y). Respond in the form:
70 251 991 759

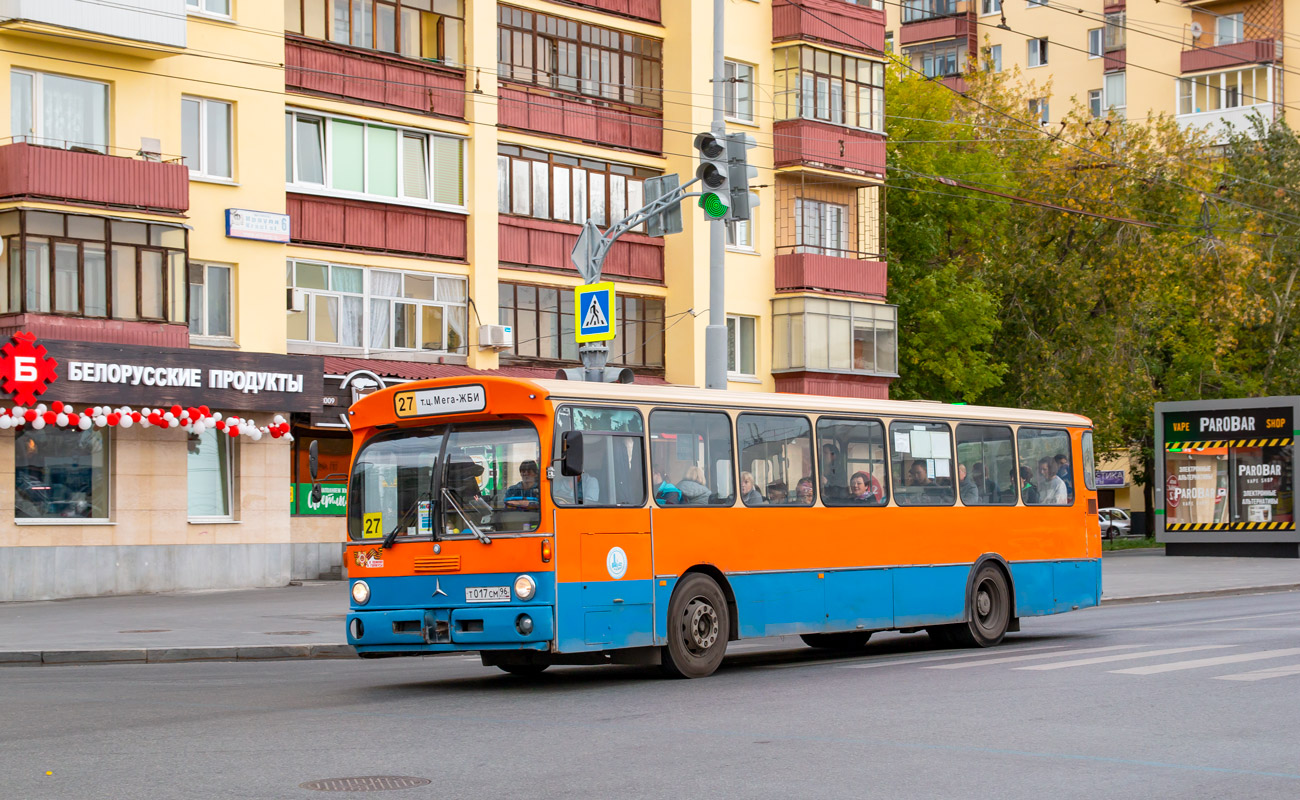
576 176 702 284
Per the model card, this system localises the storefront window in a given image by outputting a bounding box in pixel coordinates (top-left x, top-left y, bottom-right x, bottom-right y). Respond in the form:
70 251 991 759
15 427 110 520
188 427 233 519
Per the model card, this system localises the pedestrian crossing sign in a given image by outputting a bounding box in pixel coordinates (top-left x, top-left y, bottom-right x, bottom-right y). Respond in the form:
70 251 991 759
575 282 616 343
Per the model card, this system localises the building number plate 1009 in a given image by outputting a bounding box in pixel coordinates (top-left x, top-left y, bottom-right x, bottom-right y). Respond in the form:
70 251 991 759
393 385 487 418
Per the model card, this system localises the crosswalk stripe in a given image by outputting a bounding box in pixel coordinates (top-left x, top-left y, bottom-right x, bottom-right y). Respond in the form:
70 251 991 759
924 645 1144 670
835 644 1067 670
1215 664 1300 682
1015 645 1234 671
1112 648 1300 675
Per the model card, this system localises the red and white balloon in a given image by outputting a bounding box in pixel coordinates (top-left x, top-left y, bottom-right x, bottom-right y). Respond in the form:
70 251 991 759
0 402 292 441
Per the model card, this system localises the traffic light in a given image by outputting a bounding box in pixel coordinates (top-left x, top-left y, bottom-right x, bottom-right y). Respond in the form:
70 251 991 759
693 132 730 219
725 132 760 222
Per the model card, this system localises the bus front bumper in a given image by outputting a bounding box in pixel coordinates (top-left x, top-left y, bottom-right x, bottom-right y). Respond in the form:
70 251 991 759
347 605 555 652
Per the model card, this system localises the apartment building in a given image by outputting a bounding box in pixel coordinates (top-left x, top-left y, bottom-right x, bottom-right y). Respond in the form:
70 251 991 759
0 0 893 599
886 0 1294 141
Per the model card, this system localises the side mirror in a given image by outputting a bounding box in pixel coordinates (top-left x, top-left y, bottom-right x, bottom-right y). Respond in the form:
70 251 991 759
560 431 585 477
308 440 319 482
310 484 323 504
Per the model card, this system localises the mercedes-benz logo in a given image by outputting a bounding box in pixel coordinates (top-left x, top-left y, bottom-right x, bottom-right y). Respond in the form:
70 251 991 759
432 579 448 598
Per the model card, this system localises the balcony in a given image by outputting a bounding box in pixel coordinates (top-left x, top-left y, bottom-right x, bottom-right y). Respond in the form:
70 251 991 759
898 0 969 46
1182 39 1278 72
1104 49 1126 72
1177 102 1278 140
499 216 664 284
0 142 188 214
773 0 885 54
286 194 466 261
775 372 891 399
561 0 660 22
775 253 886 298
0 0 185 54
498 85 663 155
773 120 886 178
0 315 188 348
941 75 968 93
285 36 465 120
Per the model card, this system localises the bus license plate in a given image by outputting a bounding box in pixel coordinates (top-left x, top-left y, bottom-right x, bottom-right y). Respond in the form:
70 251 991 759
465 586 511 603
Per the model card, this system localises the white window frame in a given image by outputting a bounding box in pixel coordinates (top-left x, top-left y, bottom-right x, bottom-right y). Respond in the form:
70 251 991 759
186 0 231 19
182 96 233 181
10 69 109 153
1088 89 1103 118
980 0 1001 16
1026 0 1046 7
285 108 466 212
1217 13 1244 46
1027 38 1048 68
794 198 851 257
189 261 234 340
726 218 754 252
1104 72 1126 116
1029 98 1049 124
1087 28 1103 59
1176 65 1272 116
724 60 755 123
727 314 758 379
187 428 236 523
984 44 1002 73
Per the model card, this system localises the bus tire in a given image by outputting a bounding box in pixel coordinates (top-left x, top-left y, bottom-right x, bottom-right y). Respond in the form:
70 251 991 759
496 663 549 676
800 632 873 650
661 573 730 679
953 563 1012 648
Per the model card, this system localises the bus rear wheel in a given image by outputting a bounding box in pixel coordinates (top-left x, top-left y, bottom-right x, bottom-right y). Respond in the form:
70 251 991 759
495 662 549 676
800 632 873 650
949 563 1012 648
662 574 730 679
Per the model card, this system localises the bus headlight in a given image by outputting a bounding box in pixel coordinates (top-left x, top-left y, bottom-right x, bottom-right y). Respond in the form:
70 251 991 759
351 580 371 605
513 574 536 601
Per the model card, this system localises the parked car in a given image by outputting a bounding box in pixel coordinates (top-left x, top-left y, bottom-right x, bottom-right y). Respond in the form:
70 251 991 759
1099 507 1133 538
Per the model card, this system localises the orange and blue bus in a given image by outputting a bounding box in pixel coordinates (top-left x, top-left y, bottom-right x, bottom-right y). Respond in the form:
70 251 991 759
331 376 1101 678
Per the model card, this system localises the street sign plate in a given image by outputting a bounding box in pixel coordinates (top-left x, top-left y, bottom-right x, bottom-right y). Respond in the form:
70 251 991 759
571 221 604 283
575 282 616 343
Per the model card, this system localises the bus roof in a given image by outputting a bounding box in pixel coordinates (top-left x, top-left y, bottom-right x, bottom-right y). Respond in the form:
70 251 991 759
529 379 1092 428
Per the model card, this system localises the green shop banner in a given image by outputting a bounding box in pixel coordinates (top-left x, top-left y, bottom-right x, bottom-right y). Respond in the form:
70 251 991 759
291 483 347 515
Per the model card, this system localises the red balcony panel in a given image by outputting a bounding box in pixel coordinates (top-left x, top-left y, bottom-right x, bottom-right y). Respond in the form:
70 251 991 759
0 143 187 214
498 85 663 155
941 75 968 93
499 216 664 284
287 194 467 261
1181 39 1277 72
775 371 891 399
774 253 887 298
285 36 465 119
0 314 188 348
773 120 885 177
898 15 968 46
562 0 660 22
773 0 885 53
1104 48 1126 72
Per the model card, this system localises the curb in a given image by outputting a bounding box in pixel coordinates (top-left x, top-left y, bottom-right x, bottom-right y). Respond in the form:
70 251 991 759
0 643 357 667
1100 583 1300 606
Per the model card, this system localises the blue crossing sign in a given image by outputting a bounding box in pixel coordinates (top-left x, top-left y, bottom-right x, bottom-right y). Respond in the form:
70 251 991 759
574 282 616 343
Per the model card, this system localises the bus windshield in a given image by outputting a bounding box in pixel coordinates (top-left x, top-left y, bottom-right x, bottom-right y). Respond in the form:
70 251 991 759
347 421 541 541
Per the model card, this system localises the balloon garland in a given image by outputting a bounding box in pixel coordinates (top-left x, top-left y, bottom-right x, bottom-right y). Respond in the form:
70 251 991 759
0 402 293 440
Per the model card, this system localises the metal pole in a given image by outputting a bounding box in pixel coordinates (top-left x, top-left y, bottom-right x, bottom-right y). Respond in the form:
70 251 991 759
704 0 727 390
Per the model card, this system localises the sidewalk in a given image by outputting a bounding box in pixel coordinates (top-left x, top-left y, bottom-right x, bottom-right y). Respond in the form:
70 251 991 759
3 554 1299 666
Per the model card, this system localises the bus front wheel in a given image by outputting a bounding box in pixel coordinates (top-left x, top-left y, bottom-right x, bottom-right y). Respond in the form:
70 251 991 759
662 574 730 679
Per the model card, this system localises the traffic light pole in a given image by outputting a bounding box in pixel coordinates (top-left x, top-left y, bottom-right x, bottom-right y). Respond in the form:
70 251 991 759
705 0 727 390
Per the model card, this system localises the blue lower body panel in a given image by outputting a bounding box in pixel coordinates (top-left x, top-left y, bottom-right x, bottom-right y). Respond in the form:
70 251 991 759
556 579 655 652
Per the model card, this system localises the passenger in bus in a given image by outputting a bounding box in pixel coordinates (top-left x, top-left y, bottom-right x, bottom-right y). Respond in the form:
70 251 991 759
554 449 602 505
504 460 541 510
1017 465 1040 505
766 482 789 504
958 463 980 504
794 477 816 506
1037 457 1070 505
740 471 765 505
971 461 998 503
677 465 712 504
848 471 884 504
1056 453 1075 502
653 471 684 505
820 443 846 498
907 461 931 487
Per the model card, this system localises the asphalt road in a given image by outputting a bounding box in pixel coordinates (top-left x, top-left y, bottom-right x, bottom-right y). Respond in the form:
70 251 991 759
4 592 1300 800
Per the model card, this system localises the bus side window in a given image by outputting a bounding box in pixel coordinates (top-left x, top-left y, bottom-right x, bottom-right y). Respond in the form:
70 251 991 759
649 410 735 507
737 414 816 507
889 421 955 506
552 405 646 508
955 424 1017 506
817 418 888 506
1018 427 1073 506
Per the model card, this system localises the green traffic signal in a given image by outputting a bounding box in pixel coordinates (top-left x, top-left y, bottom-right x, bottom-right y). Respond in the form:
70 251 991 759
700 192 729 219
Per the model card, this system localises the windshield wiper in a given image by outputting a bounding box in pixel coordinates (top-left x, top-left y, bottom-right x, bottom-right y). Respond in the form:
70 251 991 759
381 490 431 551
441 487 491 545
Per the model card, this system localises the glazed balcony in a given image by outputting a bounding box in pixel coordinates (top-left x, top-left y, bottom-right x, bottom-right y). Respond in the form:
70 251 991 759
286 194 467 261
498 84 663 155
563 0 660 22
499 216 664 284
773 0 885 54
0 0 185 54
772 120 886 178
0 142 188 214
1182 39 1278 72
898 0 969 46
285 36 465 120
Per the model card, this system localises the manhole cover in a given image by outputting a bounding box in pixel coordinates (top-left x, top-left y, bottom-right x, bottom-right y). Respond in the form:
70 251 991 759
265 630 317 636
119 629 170 634
300 777 431 792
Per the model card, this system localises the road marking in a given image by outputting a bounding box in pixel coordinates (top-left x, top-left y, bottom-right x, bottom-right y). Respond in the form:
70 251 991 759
1112 648 1300 675
925 645 1144 670
1215 663 1300 682
1015 645 1233 671
1117 610 1300 631
835 644 1066 670
1117 626 1300 633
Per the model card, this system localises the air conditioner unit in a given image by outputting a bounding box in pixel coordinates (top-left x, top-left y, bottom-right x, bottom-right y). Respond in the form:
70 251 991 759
287 288 306 313
479 324 514 349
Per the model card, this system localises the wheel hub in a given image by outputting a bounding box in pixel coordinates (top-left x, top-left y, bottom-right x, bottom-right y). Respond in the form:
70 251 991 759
686 598 719 652
976 589 992 618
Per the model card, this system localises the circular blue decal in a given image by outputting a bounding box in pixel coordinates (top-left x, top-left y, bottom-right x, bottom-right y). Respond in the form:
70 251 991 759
606 546 628 580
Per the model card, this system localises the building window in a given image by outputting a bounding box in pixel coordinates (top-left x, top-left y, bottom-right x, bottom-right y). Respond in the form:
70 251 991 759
496 146 657 228
181 97 232 180
794 198 850 257
497 282 664 368
187 0 230 16
287 260 468 353
10 70 108 153
980 0 1001 15
778 183 880 259
1104 11 1126 51
983 44 1002 73
0 210 186 322
1029 98 1049 124
904 41 965 79
1027 0 1046 7
188 427 234 520
726 218 753 250
285 0 464 65
16 427 110 521
901 0 959 23
772 297 898 375
497 5 663 111
727 315 756 377
725 60 754 122
1178 66 1269 115
1217 13 1244 46
1088 89 1103 118
285 109 465 207
774 46 885 131
1104 72 1126 116
189 262 232 339
1027 38 1048 68
1088 28 1103 59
